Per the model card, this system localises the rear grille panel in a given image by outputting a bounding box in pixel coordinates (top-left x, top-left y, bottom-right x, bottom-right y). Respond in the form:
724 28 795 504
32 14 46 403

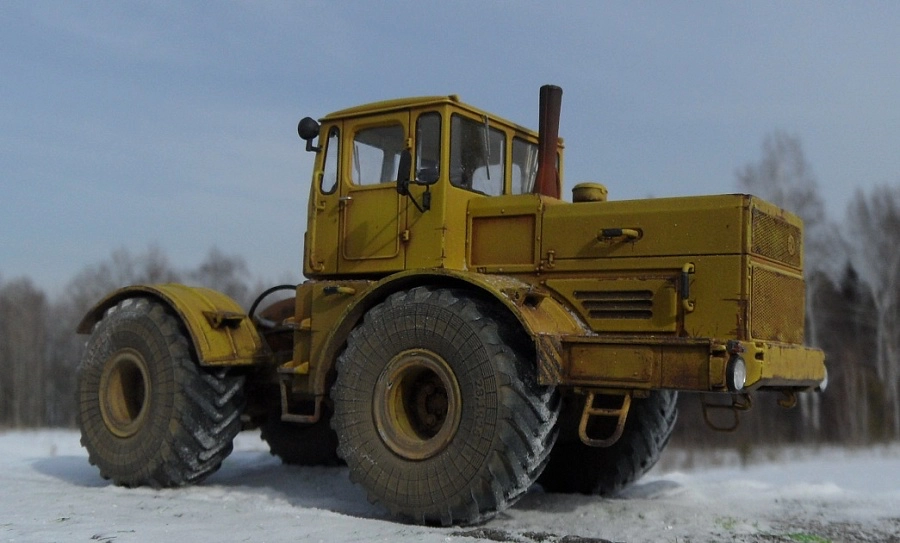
750 265 805 344
751 208 802 268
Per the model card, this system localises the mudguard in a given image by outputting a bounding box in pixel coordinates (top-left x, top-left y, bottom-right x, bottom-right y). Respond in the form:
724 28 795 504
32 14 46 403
77 283 269 366
306 270 587 395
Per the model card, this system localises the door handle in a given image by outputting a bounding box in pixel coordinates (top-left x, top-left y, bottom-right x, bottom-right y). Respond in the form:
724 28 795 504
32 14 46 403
596 228 641 241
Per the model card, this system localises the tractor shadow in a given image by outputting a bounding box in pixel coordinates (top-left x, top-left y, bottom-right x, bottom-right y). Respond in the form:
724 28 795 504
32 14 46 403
32 455 110 488
31 433 684 526
204 448 388 520
31 443 387 521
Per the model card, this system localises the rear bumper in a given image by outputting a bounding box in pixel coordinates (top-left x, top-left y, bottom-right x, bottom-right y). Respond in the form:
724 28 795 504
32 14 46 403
740 340 826 391
544 334 826 393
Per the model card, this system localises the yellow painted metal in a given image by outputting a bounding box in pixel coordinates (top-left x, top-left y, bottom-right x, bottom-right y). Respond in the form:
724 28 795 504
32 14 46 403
541 194 751 265
742 340 827 389
467 194 545 271
321 95 461 120
372 348 462 460
74 90 827 436
293 269 587 397
304 121 342 276
77 284 268 366
559 336 712 389
578 391 631 447
557 334 825 393
337 111 409 274
572 182 608 203
291 93 824 399
544 277 678 334
681 263 696 313
305 96 563 279
98 347 150 438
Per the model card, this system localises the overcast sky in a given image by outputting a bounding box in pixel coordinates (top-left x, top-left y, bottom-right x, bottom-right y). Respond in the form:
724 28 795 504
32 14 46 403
3 2 900 294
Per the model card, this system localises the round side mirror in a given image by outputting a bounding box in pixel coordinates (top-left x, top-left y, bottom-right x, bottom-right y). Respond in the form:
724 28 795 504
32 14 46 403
297 117 320 141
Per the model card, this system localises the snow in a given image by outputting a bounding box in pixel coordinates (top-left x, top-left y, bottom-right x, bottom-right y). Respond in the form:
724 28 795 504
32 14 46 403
1 430 898 543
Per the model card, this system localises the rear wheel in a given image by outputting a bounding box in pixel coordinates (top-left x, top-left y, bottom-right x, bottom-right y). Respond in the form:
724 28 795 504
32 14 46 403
331 287 559 525
260 405 342 466
76 297 244 487
538 390 677 495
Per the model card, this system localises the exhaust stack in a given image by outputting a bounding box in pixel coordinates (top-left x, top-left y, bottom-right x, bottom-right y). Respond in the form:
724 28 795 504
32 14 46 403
534 84 563 199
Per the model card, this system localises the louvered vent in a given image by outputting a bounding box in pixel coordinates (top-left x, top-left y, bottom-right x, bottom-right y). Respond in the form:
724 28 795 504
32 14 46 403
573 290 654 320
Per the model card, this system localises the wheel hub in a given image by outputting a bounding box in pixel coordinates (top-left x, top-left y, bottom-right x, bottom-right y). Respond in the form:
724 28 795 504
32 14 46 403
373 349 461 460
98 348 151 438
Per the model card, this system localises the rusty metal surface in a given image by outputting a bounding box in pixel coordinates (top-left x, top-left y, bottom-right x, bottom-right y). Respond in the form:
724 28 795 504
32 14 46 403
535 334 564 386
553 333 824 393
578 391 631 447
534 85 562 199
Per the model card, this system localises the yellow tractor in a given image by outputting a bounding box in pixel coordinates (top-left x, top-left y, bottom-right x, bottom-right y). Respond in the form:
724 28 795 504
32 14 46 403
76 86 826 525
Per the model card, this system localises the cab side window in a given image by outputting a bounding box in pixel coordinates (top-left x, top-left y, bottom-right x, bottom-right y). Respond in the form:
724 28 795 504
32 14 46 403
415 113 441 183
352 124 405 185
449 114 505 196
320 126 339 194
511 137 538 195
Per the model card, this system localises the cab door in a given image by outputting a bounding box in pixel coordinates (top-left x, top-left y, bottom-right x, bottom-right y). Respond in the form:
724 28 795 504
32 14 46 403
338 112 409 275
305 123 341 276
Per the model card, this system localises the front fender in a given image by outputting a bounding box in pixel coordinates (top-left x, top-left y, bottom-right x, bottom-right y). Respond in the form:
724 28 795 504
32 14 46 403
77 283 270 366
309 270 587 393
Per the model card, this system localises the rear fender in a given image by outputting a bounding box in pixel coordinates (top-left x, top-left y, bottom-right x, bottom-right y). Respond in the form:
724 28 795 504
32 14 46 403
77 284 270 366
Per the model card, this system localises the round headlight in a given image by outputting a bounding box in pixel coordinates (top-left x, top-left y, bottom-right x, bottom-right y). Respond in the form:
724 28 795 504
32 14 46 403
816 366 829 393
727 356 747 392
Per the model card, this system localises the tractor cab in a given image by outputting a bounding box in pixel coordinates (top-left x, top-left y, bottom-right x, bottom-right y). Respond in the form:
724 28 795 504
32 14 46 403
298 95 563 278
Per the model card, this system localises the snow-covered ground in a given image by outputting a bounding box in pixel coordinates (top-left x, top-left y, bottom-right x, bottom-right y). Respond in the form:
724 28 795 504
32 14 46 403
1 430 898 543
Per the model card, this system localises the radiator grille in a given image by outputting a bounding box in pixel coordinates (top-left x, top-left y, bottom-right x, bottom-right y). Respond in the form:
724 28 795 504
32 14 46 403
751 266 805 343
574 290 654 320
751 208 802 268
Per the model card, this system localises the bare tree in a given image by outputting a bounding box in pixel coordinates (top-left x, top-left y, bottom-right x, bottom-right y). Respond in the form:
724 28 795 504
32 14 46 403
188 247 253 308
812 263 881 443
0 245 270 428
42 246 183 428
846 186 900 439
66 245 180 310
0 278 48 427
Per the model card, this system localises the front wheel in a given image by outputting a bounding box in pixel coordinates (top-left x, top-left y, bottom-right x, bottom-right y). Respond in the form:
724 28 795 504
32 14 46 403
76 297 244 487
331 287 559 525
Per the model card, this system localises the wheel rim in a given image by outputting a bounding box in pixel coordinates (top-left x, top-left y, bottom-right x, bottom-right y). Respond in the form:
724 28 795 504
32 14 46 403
99 348 151 438
373 349 462 460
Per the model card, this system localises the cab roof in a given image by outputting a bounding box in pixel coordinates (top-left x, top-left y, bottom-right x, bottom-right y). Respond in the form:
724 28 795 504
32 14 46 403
320 95 540 138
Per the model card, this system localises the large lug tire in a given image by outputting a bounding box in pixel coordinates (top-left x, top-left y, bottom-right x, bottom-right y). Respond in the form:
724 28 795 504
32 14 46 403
76 297 245 487
260 405 343 466
331 287 560 526
538 390 678 495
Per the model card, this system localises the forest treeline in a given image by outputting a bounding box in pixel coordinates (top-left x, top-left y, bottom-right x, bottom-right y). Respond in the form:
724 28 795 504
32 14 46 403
2 131 899 447
0 247 275 427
